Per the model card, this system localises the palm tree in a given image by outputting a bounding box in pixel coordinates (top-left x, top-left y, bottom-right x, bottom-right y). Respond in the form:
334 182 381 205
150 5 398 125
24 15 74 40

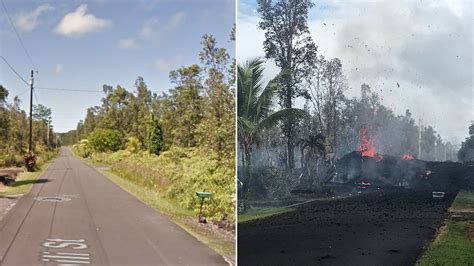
238 58 308 171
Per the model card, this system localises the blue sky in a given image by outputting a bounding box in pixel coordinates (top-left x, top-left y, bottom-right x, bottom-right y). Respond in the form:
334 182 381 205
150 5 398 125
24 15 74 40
238 0 472 144
1 0 235 132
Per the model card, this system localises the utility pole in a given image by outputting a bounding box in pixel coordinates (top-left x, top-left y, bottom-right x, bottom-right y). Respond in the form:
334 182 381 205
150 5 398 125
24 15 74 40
29 70 33 152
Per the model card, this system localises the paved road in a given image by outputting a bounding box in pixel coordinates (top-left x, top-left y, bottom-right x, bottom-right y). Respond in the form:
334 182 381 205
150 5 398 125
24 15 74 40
0 147 227 265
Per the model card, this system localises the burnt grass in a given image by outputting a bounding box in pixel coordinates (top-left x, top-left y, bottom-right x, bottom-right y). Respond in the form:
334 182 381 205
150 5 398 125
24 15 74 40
238 188 457 266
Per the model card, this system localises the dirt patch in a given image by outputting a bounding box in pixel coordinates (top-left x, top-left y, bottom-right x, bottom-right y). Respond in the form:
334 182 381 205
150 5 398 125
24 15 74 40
238 188 455 265
183 216 235 244
434 223 448 244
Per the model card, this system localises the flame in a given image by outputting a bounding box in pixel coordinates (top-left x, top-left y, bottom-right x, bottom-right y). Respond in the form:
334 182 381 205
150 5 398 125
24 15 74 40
401 153 414 160
375 154 383 162
359 128 376 157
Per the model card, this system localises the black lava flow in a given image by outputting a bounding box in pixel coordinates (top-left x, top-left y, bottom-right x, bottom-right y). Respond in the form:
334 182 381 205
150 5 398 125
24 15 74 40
239 152 474 266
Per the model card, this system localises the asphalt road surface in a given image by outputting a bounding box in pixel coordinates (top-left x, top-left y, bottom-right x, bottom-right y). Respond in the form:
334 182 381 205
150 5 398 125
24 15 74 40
0 147 227 266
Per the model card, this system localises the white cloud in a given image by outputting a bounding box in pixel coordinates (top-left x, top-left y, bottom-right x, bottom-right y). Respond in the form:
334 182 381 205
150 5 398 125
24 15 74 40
139 17 159 39
139 0 161 11
55 4 112 38
121 12 186 49
14 4 53 32
153 56 182 71
118 38 138 49
54 64 64 74
138 12 186 39
238 0 473 143
166 12 185 31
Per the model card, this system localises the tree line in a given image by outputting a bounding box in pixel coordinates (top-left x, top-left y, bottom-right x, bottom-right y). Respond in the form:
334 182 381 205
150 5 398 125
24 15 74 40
61 33 235 166
0 85 56 167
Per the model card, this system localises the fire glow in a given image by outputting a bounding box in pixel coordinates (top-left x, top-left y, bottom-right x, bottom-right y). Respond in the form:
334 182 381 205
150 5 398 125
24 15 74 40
401 153 414 160
358 128 382 161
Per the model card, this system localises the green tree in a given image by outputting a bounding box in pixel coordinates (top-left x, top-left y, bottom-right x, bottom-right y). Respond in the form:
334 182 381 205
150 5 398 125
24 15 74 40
257 0 318 168
88 128 122 152
238 59 308 203
0 86 9 150
146 115 164 155
198 34 235 162
168 64 204 147
129 77 153 146
0 85 8 106
238 58 308 167
458 123 474 162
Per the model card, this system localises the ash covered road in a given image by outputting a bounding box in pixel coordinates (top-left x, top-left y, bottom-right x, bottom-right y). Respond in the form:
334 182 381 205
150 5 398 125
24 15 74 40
238 188 455 266
0 147 226 266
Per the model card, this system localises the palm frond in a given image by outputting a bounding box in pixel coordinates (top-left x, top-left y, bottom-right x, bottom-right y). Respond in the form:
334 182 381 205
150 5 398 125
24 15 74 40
258 108 310 131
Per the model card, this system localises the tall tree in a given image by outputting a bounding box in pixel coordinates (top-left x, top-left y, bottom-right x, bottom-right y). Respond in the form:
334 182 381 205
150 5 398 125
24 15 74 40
458 123 474 162
257 0 317 168
238 58 308 198
146 114 164 156
238 58 308 167
307 57 347 161
168 65 204 147
198 34 235 161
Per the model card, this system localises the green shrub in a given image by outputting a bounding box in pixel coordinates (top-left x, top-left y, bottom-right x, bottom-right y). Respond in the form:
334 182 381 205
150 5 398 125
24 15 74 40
88 129 122 152
0 153 23 167
90 146 235 221
72 139 93 158
160 147 235 221
125 137 141 153
0 147 58 168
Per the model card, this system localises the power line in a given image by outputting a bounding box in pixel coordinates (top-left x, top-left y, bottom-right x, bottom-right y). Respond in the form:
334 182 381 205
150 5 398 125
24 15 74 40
0 55 29 85
16 89 29 97
33 89 40 105
0 0 36 69
36 87 104 93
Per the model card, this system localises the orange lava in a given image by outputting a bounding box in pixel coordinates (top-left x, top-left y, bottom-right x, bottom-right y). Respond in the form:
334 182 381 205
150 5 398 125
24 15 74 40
359 128 376 157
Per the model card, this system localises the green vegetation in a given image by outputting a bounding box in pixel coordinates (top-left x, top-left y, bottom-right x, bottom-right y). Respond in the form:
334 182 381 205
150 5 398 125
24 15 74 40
450 191 474 212
146 115 164 155
238 58 308 201
96 168 234 257
84 147 234 221
87 128 122 152
69 32 235 224
417 191 474 265
458 123 474 162
0 85 57 168
417 221 474 265
238 207 294 223
0 159 54 196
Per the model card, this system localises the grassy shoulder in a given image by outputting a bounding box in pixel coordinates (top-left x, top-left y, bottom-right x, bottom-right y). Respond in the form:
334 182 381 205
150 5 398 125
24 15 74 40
238 207 294 223
94 165 235 258
0 160 53 196
416 221 474 265
416 191 474 265
450 190 474 212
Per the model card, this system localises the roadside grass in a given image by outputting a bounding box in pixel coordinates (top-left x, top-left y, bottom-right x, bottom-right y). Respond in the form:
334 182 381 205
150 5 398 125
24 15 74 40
0 161 52 196
450 190 474 212
416 221 474 265
98 168 235 258
238 207 294 223
417 190 474 265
